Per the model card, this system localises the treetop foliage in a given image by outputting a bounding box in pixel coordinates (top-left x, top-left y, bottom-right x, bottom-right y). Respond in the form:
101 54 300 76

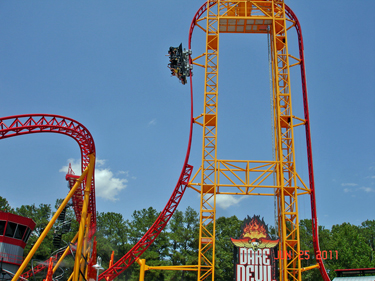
0 195 373 280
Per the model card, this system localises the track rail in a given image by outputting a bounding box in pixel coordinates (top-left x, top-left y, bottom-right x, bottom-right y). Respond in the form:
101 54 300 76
98 57 195 281
0 114 96 279
0 114 96 230
98 3 208 279
284 5 330 280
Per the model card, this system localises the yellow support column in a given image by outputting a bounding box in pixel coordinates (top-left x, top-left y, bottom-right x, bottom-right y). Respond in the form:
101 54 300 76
83 213 92 281
136 258 148 281
73 154 96 281
197 1 220 280
270 2 302 280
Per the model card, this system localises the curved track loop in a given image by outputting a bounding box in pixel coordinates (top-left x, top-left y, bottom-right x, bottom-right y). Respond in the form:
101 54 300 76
284 5 330 280
98 65 195 280
0 114 96 230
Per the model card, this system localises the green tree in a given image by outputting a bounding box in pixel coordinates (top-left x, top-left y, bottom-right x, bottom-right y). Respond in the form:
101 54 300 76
181 206 200 281
96 211 131 270
360 220 375 266
127 207 170 281
299 219 333 281
215 215 242 281
330 222 373 275
15 203 52 259
169 210 184 266
299 220 375 280
167 206 199 281
0 196 14 213
12 199 374 281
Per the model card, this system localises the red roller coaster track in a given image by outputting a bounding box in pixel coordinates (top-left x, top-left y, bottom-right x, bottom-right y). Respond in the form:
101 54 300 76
98 60 195 281
0 114 96 279
0 114 96 229
284 5 330 280
97 5 203 279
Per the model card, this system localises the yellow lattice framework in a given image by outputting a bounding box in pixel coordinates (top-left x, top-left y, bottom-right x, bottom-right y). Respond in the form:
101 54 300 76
189 1 311 280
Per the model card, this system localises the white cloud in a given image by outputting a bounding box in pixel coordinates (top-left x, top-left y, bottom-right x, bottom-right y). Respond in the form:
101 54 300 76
118 170 129 176
59 158 81 175
96 159 106 167
148 119 156 126
94 169 128 201
205 195 246 210
342 185 375 194
358 187 375 193
60 158 128 201
341 183 358 187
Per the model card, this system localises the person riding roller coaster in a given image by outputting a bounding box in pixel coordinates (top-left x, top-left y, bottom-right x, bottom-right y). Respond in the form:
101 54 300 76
168 43 191 85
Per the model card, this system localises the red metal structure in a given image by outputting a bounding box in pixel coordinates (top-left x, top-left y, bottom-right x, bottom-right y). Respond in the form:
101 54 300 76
0 114 96 229
285 5 329 280
335 268 375 277
0 114 96 280
97 57 195 281
0 104 194 281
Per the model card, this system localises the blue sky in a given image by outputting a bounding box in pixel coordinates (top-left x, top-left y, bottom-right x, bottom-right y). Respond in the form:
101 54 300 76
0 0 374 232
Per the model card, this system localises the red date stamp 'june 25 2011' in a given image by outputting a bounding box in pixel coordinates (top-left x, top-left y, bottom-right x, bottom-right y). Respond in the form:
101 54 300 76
274 250 339 260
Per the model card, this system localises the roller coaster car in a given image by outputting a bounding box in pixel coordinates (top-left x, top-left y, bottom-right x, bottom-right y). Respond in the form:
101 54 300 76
168 43 192 85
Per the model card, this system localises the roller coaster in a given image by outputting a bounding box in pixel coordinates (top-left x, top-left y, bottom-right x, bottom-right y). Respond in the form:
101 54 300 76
1 1 330 280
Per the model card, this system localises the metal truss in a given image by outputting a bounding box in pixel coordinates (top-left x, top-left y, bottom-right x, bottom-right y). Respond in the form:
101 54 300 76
0 114 96 281
0 114 96 229
187 1 330 280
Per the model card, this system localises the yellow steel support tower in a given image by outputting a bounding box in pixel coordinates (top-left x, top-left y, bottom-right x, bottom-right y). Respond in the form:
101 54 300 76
271 3 302 280
197 1 220 279
189 1 307 280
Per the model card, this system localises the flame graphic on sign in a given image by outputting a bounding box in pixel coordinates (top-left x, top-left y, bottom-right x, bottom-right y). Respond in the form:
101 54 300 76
242 215 269 239
231 215 279 250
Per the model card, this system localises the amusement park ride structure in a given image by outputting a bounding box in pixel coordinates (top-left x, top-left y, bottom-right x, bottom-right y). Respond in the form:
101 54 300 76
0 1 329 281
